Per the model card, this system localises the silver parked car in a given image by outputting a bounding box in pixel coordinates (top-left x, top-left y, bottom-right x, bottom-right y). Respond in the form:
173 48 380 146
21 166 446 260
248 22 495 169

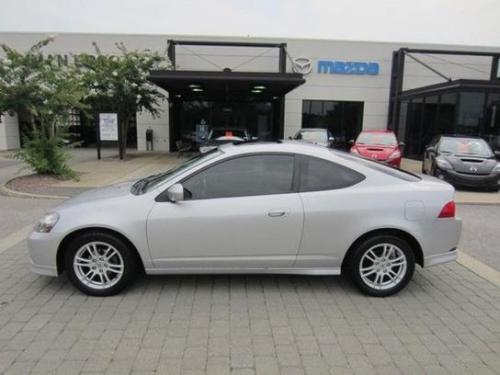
290 128 335 148
29 142 461 297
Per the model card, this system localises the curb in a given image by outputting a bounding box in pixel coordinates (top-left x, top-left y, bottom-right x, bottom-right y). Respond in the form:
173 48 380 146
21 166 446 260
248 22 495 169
0 178 69 200
457 251 500 288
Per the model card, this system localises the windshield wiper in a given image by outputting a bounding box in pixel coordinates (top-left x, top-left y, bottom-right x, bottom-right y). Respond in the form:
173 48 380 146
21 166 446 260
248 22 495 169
131 173 165 195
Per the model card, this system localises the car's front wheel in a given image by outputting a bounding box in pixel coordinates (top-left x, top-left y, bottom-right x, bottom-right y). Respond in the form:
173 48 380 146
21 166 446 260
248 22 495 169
348 235 415 297
64 231 139 296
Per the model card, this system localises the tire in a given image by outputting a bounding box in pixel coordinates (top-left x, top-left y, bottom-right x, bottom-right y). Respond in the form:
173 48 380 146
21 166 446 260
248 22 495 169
64 231 139 296
347 235 415 297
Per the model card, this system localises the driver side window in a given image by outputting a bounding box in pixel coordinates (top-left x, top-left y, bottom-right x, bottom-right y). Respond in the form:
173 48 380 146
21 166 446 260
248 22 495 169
182 154 295 200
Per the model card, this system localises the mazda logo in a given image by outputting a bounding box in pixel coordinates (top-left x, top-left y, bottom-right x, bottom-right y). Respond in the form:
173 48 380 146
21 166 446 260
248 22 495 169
292 57 313 75
469 166 478 173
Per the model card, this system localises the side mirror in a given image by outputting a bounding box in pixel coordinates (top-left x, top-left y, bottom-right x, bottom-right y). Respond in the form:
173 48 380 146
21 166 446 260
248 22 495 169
166 183 184 203
399 142 405 147
348 139 354 145
251 136 258 141
329 137 335 142
494 150 500 159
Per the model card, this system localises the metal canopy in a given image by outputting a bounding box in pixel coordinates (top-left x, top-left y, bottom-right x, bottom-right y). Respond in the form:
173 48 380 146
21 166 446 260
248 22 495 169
148 70 305 101
398 79 500 100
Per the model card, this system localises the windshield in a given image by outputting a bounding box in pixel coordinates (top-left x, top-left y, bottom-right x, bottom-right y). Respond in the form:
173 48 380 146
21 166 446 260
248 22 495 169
210 129 246 140
296 130 327 143
439 137 493 157
131 149 222 194
356 132 397 146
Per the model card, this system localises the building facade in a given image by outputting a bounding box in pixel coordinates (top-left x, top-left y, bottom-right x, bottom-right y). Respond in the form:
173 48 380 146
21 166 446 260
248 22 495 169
1 32 499 157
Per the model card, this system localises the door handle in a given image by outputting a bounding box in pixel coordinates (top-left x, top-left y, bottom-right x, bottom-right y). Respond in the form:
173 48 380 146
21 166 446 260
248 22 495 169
268 210 287 217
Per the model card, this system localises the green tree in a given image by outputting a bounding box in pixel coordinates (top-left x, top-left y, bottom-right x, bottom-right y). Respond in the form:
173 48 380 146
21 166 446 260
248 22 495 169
76 43 170 158
0 38 87 177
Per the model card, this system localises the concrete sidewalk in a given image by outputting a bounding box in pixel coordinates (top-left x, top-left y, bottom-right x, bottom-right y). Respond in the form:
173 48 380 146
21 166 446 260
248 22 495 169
54 150 183 189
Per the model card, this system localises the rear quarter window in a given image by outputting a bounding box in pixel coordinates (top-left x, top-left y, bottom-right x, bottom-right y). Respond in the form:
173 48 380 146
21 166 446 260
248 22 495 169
298 155 365 192
333 151 421 182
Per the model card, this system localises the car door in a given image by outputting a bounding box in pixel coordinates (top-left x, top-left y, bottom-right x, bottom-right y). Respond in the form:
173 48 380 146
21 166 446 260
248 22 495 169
146 153 304 270
294 155 366 269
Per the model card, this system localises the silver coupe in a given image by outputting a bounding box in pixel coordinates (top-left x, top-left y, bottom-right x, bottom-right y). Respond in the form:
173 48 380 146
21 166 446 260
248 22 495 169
28 141 461 297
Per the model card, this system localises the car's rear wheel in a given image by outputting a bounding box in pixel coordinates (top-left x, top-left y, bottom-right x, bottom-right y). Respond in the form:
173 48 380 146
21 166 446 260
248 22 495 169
348 235 415 297
64 232 138 296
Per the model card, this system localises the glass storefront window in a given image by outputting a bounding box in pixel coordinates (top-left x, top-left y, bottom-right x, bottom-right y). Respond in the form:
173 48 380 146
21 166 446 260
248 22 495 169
178 100 275 144
456 92 486 136
439 93 457 135
302 100 363 149
404 98 424 158
485 92 500 152
422 95 439 148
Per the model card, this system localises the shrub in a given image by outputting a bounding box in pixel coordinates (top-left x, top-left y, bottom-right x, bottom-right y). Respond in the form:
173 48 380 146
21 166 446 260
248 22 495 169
15 126 77 179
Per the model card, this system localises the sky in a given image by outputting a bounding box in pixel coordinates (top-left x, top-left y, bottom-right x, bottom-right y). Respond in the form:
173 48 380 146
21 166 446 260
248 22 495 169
0 0 499 47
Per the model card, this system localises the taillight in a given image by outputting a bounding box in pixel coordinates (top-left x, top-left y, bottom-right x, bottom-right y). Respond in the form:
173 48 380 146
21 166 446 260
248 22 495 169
438 201 455 218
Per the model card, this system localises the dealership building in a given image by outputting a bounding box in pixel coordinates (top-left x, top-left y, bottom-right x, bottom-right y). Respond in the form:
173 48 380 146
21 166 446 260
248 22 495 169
1 32 500 158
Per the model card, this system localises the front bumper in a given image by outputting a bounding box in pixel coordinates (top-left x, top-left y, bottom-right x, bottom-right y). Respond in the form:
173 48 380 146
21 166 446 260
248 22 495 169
436 168 499 189
28 231 61 277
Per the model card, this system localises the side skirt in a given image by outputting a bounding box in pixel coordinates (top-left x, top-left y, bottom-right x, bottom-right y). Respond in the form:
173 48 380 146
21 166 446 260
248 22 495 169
145 267 342 276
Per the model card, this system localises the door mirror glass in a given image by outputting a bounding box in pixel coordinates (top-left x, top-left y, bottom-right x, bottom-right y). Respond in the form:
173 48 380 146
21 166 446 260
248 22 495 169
167 183 184 203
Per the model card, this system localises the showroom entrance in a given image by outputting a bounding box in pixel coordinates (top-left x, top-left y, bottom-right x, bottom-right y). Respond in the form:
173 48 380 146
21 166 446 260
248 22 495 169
149 40 305 151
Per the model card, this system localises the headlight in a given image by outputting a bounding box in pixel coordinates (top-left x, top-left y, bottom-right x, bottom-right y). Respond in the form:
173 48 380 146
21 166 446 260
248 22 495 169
436 158 453 170
387 150 401 160
35 212 60 233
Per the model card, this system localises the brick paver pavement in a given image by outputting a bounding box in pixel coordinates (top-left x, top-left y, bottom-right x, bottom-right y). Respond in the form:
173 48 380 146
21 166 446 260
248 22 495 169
0 241 499 374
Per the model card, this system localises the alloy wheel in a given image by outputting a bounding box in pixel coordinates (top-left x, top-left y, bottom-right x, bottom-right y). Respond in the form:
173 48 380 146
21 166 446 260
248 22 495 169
359 243 407 290
73 241 124 290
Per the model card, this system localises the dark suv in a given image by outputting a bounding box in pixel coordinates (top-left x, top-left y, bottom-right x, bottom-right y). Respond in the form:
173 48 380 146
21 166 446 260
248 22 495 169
422 135 500 191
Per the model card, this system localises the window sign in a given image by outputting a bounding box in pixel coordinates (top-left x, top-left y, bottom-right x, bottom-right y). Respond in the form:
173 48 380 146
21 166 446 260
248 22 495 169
99 113 118 141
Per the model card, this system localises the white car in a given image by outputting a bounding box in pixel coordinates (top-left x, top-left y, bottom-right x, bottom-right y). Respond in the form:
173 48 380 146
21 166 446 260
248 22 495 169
28 142 461 297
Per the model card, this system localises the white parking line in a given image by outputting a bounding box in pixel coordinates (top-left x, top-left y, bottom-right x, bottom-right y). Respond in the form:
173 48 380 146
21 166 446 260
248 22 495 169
458 250 500 288
0 225 33 254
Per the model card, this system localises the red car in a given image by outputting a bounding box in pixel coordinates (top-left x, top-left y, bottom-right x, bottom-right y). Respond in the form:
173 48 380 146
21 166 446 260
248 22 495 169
350 130 403 167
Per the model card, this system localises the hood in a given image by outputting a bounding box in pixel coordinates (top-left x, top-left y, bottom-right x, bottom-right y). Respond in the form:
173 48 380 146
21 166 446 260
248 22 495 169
57 180 136 208
442 154 497 175
354 144 397 160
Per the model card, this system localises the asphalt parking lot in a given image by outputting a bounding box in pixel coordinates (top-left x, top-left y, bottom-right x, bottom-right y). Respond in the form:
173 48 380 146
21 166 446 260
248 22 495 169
0 155 500 374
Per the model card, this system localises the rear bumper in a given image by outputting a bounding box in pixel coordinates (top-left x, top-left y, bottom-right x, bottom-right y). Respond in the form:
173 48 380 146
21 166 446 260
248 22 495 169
424 248 458 267
421 217 461 268
436 168 499 189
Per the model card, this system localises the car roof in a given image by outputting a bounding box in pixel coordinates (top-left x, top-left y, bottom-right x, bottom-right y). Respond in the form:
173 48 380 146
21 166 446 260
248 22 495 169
219 140 333 157
359 129 395 134
439 134 483 139
298 128 327 132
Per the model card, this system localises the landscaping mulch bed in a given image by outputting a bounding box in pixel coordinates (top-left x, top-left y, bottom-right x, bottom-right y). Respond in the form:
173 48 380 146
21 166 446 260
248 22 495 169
5 174 89 198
